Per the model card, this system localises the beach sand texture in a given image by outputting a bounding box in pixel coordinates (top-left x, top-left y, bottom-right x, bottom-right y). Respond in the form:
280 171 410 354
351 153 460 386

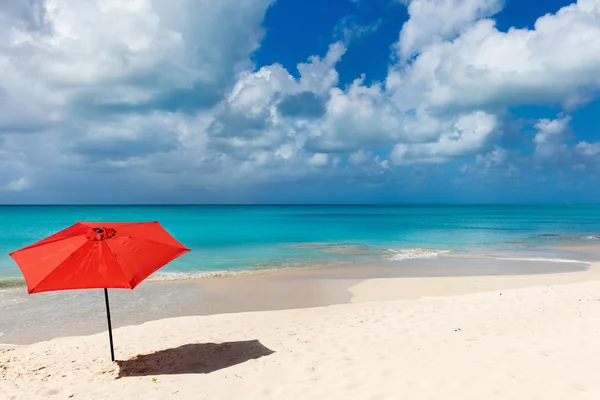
3 268 600 399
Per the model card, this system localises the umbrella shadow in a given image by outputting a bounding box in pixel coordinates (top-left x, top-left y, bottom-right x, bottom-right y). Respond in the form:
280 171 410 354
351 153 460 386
116 340 274 378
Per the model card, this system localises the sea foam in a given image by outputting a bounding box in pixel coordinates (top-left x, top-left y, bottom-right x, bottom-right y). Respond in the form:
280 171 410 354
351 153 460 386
386 248 450 261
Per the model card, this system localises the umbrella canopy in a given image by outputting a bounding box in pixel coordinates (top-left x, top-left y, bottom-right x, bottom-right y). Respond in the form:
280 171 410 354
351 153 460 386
9 221 190 361
9 221 189 294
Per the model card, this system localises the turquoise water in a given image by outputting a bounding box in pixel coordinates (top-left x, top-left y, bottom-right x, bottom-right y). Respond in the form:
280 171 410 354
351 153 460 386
1 205 600 281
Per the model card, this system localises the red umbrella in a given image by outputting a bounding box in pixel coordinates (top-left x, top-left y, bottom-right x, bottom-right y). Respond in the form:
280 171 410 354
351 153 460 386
9 221 190 361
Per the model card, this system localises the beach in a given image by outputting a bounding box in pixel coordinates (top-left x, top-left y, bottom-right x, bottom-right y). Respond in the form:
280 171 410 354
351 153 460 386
2 205 600 398
3 255 600 399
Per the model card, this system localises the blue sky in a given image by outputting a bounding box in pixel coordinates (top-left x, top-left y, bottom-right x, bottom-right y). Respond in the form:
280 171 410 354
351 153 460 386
0 0 599 204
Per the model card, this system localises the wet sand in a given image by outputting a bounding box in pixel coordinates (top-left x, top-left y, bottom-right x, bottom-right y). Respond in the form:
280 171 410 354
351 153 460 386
0 253 592 345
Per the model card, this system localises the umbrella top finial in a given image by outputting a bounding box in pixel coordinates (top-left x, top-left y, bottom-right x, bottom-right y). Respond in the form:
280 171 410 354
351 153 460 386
86 227 116 241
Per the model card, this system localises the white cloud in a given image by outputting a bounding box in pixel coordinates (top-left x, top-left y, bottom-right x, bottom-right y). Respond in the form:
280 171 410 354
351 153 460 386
298 42 347 95
398 0 503 58
349 149 372 165
226 41 345 118
0 0 274 132
528 115 600 170
390 111 498 164
533 116 572 163
308 153 329 167
388 0 600 111
1 0 600 201
576 141 600 157
475 146 507 169
459 146 517 178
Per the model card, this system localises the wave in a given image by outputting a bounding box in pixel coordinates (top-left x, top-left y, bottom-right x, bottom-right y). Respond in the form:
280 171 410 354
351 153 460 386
0 262 333 291
148 258 343 282
294 243 454 261
535 234 600 241
147 266 318 282
386 248 451 261
148 271 257 281
489 256 590 265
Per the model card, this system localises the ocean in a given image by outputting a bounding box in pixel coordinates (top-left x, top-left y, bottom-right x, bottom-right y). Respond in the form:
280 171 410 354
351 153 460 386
1 205 600 286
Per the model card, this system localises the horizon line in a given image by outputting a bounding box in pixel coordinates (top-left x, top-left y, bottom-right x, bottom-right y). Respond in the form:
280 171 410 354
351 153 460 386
0 203 599 207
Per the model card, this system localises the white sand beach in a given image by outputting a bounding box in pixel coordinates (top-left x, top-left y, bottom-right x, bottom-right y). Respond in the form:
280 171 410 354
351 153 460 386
3 262 600 399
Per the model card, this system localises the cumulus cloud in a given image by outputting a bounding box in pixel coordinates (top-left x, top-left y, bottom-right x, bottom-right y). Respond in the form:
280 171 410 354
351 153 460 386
533 116 572 163
390 111 498 164
397 0 504 58
474 147 508 170
349 149 373 165
308 153 329 167
0 0 274 132
0 0 600 202
388 0 600 111
459 146 519 179
527 115 600 173
576 141 600 157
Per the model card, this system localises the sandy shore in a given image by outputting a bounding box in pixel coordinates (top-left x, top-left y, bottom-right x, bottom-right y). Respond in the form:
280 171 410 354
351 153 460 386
3 262 600 399
0 254 591 345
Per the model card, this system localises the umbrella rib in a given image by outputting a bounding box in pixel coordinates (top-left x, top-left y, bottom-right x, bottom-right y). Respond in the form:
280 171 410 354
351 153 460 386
9 234 84 256
29 241 134 293
27 241 93 294
100 241 133 289
104 235 189 288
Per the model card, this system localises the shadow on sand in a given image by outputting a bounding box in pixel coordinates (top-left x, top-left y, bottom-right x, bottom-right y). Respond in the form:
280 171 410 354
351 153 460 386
116 340 274 378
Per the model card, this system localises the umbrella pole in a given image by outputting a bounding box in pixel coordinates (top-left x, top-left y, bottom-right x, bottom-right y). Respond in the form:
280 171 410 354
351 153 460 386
104 288 115 362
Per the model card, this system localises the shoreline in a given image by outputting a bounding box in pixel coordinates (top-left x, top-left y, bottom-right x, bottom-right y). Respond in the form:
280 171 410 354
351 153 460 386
0 248 595 290
0 247 597 345
3 235 600 282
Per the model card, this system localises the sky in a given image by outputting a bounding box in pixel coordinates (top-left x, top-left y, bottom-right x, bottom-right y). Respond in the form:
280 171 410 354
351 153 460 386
0 0 599 204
